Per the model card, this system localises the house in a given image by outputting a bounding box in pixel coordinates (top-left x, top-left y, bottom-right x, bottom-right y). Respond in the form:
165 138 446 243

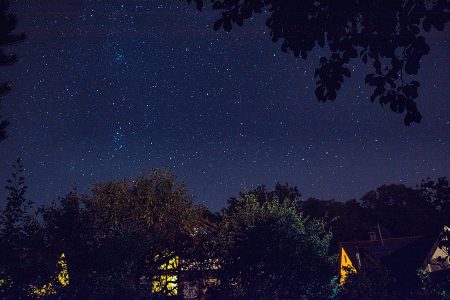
338 225 449 286
423 225 449 273
152 217 218 299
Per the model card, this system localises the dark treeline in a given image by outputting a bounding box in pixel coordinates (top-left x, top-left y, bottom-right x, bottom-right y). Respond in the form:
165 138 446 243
0 158 449 299
229 179 449 250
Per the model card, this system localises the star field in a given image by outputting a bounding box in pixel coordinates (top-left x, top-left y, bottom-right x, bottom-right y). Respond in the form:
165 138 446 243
0 1 449 211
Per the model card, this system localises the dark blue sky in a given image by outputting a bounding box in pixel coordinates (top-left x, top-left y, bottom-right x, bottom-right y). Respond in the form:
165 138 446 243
1 1 449 211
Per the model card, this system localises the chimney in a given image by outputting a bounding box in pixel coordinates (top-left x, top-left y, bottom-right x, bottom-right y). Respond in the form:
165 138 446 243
377 223 385 246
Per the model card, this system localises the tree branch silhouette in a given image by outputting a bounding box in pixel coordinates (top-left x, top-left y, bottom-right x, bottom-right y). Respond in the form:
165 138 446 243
182 0 449 125
0 0 26 142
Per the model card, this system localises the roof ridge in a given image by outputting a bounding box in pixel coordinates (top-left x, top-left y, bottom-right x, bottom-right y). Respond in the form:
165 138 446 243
340 235 423 244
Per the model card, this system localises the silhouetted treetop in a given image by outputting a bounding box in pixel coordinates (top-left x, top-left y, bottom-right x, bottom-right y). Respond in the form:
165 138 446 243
225 182 301 214
0 0 26 142
182 0 449 125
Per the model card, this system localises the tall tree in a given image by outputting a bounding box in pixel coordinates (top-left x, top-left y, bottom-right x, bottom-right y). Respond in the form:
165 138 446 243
41 169 205 299
360 183 439 236
225 182 301 214
300 198 373 248
0 158 42 299
418 177 450 229
183 0 449 125
210 195 336 299
0 0 25 142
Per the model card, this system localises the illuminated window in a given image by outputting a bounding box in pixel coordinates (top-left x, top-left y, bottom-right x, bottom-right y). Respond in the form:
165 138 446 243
152 256 179 296
31 253 69 297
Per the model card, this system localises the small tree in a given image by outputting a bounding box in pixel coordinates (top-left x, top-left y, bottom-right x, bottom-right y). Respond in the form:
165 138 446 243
417 267 450 300
338 264 400 300
2 158 30 235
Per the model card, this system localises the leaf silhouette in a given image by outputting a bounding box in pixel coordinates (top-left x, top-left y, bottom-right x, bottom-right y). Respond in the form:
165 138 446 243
181 0 450 125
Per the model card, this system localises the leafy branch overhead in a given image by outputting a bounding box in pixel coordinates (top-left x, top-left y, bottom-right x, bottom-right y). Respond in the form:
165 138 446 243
0 0 26 142
182 0 449 125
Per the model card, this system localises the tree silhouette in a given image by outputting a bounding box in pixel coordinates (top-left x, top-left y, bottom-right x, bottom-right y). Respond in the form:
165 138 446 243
182 0 449 125
225 182 301 214
0 158 44 299
40 169 205 299
0 0 25 142
418 176 450 225
210 195 336 299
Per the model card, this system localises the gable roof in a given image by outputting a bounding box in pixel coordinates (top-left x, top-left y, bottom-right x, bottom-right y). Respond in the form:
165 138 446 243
380 235 437 289
339 226 450 289
423 225 449 268
340 236 423 269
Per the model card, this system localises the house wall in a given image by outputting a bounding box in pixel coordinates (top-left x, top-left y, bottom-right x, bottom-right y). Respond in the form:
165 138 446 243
339 247 355 285
426 226 450 272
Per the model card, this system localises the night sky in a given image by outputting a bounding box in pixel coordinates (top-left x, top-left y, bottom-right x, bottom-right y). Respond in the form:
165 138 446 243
1 1 449 211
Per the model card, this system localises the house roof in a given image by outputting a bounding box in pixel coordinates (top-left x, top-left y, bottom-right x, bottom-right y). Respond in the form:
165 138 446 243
197 218 217 231
340 236 423 268
380 235 437 288
339 226 449 290
340 235 438 289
